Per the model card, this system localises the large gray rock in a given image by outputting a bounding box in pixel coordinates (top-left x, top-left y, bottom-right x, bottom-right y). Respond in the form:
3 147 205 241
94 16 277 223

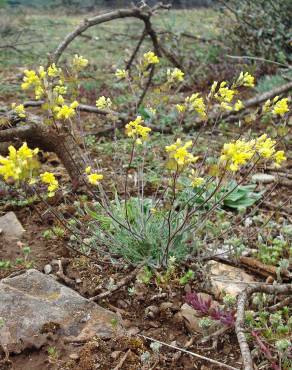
0 269 122 354
0 211 25 241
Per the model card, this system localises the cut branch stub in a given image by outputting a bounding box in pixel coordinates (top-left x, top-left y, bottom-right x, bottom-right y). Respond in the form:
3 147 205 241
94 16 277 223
0 114 86 183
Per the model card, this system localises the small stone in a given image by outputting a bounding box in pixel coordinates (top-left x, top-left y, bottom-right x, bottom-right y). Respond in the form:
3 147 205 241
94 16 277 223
111 350 122 360
252 173 275 184
117 299 128 309
159 302 173 311
44 264 52 274
69 353 79 360
145 305 159 318
75 278 82 284
0 212 25 241
127 326 140 335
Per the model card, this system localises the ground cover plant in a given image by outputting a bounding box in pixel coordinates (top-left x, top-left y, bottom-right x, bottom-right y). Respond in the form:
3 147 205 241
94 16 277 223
0 2 291 370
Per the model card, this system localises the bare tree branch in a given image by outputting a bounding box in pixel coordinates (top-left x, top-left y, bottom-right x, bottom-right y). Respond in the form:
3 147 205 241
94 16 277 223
50 3 171 65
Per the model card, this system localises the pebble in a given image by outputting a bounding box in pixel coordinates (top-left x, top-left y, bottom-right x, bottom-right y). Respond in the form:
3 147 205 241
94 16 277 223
44 264 52 274
252 173 275 184
145 305 159 318
159 302 173 311
69 353 79 360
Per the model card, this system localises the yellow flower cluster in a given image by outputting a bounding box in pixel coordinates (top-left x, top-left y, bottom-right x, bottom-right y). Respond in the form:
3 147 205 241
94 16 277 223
21 68 45 100
165 139 198 168
167 68 184 84
85 166 103 185
235 72 255 88
263 97 289 117
0 143 39 182
220 134 286 172
72 54 88 71
214 81 236 111
125 116 151 145
115 69 128 79
96 96 112 110
143 51 160 68
53 101 79 120
234 100 244 111
40 172 58 197
176 93 207 119
189 169 204 188
47 63 61 78
11 103 26 118
187 94 207 119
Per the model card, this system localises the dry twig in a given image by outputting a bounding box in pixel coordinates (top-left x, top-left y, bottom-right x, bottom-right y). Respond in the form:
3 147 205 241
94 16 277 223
235 283 292 370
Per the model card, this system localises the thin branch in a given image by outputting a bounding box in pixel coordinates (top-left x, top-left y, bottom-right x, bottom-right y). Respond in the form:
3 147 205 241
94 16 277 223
235 283 292 370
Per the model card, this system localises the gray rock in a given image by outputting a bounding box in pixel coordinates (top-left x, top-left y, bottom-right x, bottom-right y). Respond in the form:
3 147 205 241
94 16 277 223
0 269 122 354
251 173 275 184
0 212 25 240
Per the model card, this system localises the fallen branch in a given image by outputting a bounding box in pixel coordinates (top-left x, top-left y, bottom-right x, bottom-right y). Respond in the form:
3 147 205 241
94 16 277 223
235 283 292 370
239 256 291 279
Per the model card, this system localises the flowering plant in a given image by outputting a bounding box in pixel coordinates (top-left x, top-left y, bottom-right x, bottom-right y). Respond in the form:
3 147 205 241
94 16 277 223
0 51 290 266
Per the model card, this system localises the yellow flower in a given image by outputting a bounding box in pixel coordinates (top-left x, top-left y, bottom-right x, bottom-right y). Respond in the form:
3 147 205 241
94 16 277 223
191 177 204 187
21 70 40 90
236 72 255 88
85 166 91 174
56 95 64 105
273 150 286 168
38 66 46 79
186 93 207 119
54 101 79 120
143 51 160 67
87 173 103 185
21 69 44 100
0 143 39 182
54 85 67 95
234 100 244 111
12 103 26 118
255 134 275 158
176 104 186 113
189 169 204 187
167 68 184 83
220 139 255 172
47 63 60 78
96 96 112 110
72 54 88 70
40 172 58 197
115 69 128 79
272 98 289 116
125 116 151 144
220 102 233 111
208 81 218 97
165 139 198 168
215 82 236 103
262 99 271 114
